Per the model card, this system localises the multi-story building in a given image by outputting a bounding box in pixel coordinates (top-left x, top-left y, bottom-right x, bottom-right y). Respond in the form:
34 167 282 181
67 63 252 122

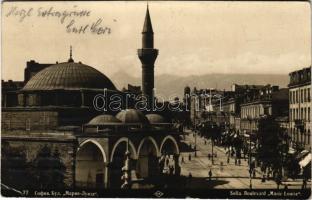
213 84 269 132
189 87 224 125
240 85 289 134
24 60 53 83
2 60 53 107
288 67 311 150
217 84 266 131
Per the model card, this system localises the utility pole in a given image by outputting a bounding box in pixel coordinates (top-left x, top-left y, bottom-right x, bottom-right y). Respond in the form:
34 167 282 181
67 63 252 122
194 121 197 157
211 125 214 165
248 116 252 189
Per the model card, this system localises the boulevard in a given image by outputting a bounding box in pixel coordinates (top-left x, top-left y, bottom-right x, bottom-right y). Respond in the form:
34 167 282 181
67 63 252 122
179 129 311 189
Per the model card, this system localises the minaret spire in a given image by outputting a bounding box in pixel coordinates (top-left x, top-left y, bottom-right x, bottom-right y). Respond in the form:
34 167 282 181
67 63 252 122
68 45 74 62
142 3 153 35
138 5 158 110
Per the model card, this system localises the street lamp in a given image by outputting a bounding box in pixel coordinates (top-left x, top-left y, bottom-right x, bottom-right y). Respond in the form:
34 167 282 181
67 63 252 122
194 124 197 157
193 117 197 157
247 115 253 189
281 128 288 180
211 124 214 165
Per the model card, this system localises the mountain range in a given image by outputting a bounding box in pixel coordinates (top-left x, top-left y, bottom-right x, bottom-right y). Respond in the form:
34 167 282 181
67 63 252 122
110 71 289 99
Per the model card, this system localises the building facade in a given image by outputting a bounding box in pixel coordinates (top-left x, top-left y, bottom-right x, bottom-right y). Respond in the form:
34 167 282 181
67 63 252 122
240 85 289 134
288 67 311 150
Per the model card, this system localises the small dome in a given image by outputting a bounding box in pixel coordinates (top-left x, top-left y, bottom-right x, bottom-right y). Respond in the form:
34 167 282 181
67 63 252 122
116 109 149 124
146 114 166 124
88 114 121 125
22 62 116 91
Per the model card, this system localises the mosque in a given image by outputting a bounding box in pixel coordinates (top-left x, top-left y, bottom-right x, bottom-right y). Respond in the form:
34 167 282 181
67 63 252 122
1 6 181 189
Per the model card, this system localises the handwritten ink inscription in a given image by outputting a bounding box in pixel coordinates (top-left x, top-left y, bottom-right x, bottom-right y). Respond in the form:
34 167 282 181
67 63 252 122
5 6 113 35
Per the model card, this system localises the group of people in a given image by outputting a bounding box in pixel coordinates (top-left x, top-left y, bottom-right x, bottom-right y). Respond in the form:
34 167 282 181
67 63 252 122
159 154 178 176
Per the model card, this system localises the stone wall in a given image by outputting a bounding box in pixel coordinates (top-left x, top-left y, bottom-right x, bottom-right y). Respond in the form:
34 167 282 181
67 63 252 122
2 136 76 188
2 111 58 130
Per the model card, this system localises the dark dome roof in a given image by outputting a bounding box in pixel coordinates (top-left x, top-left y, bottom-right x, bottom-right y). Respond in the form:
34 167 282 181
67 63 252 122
116 109 149 124
146 114 166 124
22 62 116 91
88 114 121 125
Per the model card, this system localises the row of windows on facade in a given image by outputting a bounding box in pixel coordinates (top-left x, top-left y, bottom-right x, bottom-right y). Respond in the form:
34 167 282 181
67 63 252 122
290 128 311 146
289 69 311 84
240 106 271 119
240 121 258 130
289 88 311 104
289 107 310 122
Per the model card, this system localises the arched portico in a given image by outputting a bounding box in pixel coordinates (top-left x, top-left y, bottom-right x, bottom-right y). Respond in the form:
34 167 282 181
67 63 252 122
159 135 180 176
137 136 160 158
110 137 136 188
136 136 160 179
160 135 180 154
76 139 107 189
110 137 137 161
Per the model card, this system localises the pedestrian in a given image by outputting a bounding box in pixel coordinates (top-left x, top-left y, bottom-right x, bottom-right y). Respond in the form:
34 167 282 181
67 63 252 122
234 159 237 165
302 179 307 189
227 157 230 164
238 159 241 165
262 174 266 182
209 169 212 181
169 166 174 175
276 179 281 189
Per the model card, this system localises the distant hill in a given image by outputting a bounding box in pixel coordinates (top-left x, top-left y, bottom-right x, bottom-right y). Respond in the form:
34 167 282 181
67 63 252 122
111 72 289 99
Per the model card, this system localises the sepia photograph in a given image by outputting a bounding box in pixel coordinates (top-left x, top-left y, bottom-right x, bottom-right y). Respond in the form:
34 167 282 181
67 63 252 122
1 0 311 198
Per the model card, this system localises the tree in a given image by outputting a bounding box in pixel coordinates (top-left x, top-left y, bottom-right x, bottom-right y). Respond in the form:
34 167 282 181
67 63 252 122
32 145 66 189
257 116 286 175
1 142 35 189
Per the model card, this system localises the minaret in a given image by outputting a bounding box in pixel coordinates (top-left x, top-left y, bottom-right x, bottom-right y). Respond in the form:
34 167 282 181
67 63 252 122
138 5 158 109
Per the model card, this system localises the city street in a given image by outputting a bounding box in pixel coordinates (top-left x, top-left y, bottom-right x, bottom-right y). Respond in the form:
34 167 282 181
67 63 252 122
179 129 310 189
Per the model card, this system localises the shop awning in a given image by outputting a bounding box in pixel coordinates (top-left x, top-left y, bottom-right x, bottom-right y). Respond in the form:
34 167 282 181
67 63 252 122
299 153 312 168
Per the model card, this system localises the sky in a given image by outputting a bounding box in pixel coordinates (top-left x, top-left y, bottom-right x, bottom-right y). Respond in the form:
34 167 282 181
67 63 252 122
2 1 311 81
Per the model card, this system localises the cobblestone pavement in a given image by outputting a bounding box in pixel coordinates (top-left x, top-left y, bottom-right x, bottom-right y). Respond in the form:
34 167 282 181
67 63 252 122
179 130 311 189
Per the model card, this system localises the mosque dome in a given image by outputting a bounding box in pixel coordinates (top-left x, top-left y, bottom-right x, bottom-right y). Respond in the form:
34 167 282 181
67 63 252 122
146 114 166 124
88 114 121 125
22 61 116 91
116 109 149 124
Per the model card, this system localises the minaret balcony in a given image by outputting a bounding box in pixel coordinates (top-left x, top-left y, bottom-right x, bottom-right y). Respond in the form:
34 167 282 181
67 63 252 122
137 49 158 56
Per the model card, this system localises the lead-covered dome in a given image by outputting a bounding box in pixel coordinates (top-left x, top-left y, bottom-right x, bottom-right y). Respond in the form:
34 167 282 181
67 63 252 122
116 109 149 124
146 114 166 124
22 62 116 91
88 114 121 125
